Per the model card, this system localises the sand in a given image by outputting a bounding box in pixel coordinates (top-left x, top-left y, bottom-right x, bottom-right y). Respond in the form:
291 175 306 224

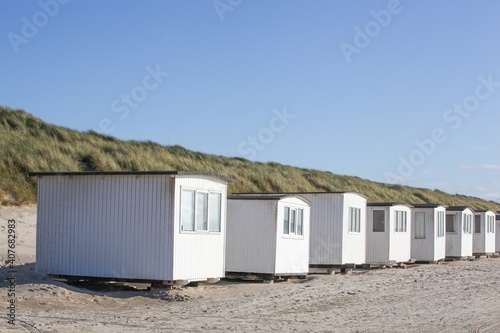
1 205 500 333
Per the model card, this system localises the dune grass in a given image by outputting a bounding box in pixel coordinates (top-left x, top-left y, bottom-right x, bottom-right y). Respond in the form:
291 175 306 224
1 106 499 210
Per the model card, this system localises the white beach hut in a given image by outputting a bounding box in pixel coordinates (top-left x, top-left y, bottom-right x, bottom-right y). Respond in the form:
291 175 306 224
410 204 447 263
30 171 234 286
473 210 496 256
366 203 413 264
496 215 500 254
235 192 368 268
225 195 312 277
445 206 474 259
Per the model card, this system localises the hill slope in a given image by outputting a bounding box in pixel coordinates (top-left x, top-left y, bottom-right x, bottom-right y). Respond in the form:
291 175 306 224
1 106 499 210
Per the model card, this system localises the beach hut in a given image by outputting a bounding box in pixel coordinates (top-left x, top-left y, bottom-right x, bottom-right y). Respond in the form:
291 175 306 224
30 171 234 286
445 206 474 259
410 204 447 263
473 210 496 256
235 192 368 268
366 203 413 265
496 215 500 254
225 195 312 277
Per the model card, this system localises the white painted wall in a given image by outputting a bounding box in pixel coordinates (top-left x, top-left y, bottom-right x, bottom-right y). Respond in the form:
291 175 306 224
35 172 229 282
36 174 174 280
275 198 311 274
226 199 277 274
411 206 446 262
172 175 228 280
473 211 496 254
366 204 412 264
388 206 412 262
226 196 310 275
446 208 474 258
299 193 367 266
496 216 500 253
341 193 367 265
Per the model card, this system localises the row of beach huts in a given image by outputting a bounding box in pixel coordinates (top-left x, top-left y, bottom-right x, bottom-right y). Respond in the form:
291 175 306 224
30 171 500 285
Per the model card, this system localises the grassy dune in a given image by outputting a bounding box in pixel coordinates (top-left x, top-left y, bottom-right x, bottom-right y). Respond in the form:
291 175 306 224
1 106 499 210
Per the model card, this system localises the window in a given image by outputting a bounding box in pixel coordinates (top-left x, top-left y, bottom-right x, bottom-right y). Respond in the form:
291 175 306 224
487 216 495 233
283 207 290 235
196 192 208 231
349 207 361 233
180 189 222 233
446 215 455 233
414 212 425 239
209 193 221 232
395 210 407 232
474 215 481 234
283 206 304 236
463 214 472 234
290 209 296 234
372 210 385 232
297 209 304 236
437 211 445 238
181 189 195 231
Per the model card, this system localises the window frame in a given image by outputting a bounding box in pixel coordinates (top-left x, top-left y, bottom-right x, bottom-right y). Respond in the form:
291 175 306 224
487 215 495 233
180 187 223 234
208 192 222 232
463 214 472 234
349 207 361 234
395 210 407 233
283 206 305 238
436 211 445 238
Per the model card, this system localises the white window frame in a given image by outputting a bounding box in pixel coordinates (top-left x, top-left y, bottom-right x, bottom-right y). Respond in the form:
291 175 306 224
395 210 407 233
487 215 495 233
283 206 305 238
349 207 361 233
463 214 472 234
437 211 445 238
180 187 222 234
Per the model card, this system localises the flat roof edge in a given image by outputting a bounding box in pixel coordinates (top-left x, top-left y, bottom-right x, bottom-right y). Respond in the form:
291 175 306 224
411 204 448 209
367 202 413 208
28 170 235 182
446 206 475 212
234 191 368 199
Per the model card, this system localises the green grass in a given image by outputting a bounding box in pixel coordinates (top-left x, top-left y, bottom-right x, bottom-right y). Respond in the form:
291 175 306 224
1 106 499 210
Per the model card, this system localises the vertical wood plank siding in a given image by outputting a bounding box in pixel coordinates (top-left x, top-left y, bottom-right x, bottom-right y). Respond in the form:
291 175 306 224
496 215 500 253
36 174 174 280
410 206 446 262
300 193 367 266
366 205 412 264
226 196 311 275
226 200 278 274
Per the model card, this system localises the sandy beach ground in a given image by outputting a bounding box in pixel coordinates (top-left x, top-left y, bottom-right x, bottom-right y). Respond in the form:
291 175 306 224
1 205 500 333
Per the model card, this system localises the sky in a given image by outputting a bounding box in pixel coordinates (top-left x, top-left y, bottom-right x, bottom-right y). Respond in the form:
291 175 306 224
1 1 500 202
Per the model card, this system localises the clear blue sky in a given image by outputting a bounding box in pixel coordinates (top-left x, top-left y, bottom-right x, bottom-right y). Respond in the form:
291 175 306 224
2 1 500 202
